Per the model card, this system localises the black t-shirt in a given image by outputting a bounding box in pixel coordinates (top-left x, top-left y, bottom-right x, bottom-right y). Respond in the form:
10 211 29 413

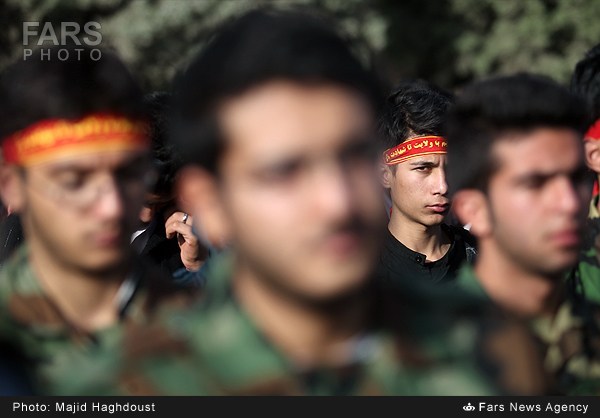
376 224 476 286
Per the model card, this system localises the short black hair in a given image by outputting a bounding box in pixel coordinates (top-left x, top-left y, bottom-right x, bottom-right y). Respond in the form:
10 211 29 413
0 44 146 142
144 91 180 199
172 9 384 174
446 73 590 195
571 43 600 122
377 80 454 151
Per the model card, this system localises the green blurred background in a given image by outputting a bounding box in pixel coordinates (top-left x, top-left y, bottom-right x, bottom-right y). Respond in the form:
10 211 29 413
1 0 599 92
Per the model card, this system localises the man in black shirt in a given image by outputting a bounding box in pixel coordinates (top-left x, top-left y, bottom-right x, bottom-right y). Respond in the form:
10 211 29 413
377 81 476 286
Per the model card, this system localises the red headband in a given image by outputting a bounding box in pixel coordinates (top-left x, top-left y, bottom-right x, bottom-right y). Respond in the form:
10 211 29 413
383 135 447 165
1 114 149 166
585 119 600 141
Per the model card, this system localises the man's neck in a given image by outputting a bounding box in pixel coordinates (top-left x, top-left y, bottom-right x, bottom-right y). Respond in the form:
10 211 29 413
233 260 368 368
388 213 450 262
28 240 130 332
474 245 562 318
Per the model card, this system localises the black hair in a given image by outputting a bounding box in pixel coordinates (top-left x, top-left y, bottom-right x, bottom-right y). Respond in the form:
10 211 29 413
446 73 590 195
172 8 384 174
0 44 146 142
377 80 454 151
144 91 180 199
571 43 600 122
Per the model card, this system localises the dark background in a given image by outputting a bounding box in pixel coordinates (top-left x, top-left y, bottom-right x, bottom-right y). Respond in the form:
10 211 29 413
1 0 599 92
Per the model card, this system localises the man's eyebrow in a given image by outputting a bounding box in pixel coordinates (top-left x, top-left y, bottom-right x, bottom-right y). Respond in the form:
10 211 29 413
46 164 90 176
46 154 149 175
409 160 438 167
514 166 587 182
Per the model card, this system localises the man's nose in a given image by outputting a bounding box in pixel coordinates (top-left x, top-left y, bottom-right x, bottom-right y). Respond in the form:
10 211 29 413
92 177 125 219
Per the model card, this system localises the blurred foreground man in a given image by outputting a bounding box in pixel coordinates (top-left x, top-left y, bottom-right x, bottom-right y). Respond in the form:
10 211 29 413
0 46 195 394
447 74 600 394
122 10 548 395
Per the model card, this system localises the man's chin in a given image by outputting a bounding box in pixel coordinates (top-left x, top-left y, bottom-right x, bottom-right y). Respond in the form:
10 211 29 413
537 253 579 278
418 214 445 227
78 251 131 275
294 281 369 309
298 263 374 299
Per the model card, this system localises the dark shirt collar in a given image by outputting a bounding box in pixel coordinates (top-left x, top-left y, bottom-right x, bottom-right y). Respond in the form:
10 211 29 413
378 224 469 285
385 225 456 266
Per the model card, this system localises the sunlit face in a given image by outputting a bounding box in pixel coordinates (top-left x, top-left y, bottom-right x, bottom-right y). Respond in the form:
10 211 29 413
199 82 386 301
384 152 449 227
17 150 152 273
483 128 590 276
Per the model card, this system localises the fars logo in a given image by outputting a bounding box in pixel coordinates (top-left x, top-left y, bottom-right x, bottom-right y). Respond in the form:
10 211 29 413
22 22 103 61
463 403 475 412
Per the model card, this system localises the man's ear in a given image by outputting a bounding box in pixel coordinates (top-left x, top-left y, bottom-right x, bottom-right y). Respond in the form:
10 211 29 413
0 165 25 213
176 166 231 249
584 140 600 174
380 164 394 189
451 189 492 238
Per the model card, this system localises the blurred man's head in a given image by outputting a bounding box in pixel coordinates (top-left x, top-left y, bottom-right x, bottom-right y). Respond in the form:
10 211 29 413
174 10 386 302
0 45 152 275
571 43 600 175
378 80 454 227
447 74 592 278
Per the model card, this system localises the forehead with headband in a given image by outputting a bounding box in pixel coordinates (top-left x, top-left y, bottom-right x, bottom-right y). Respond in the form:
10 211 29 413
383 135 447 165
1 113 149 166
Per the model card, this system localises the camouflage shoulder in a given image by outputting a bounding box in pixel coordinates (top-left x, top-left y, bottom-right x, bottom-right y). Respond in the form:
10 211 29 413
0 245 47 338
376 283 550 395
573 218 600 305
0 245 33 300
555 295 600 394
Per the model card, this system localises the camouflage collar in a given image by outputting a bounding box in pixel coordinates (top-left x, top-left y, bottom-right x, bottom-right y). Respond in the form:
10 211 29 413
454 261 593 377
194 251 432 394
589 195 600 219
453 263 491 302
0 244 139 345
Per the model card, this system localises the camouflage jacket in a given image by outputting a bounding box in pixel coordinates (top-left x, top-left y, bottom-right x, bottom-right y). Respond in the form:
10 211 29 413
118 252 551 395
575 215 600 305
0 245 198 395
454 264 600 395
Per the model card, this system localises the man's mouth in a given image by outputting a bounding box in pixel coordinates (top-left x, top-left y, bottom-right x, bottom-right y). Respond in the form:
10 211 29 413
426 203 450 214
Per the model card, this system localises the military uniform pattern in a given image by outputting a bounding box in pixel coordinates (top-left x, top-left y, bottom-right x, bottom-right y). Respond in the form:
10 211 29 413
454 264 600 395
575 214 600 305
0 245 198 395
118 252 550 395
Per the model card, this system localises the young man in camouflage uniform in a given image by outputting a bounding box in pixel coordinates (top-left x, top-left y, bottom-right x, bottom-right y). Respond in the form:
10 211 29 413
0 45 195 395
119 10 550 395
447 74 600 394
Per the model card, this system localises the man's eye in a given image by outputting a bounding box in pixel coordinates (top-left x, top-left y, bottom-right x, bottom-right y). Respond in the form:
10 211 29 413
414 166 432 172
523 177 545 189
58 175 85 190
264 163 300 181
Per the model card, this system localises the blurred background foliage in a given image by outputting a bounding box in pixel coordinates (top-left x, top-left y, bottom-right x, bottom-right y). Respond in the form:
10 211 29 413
1 0 599 92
